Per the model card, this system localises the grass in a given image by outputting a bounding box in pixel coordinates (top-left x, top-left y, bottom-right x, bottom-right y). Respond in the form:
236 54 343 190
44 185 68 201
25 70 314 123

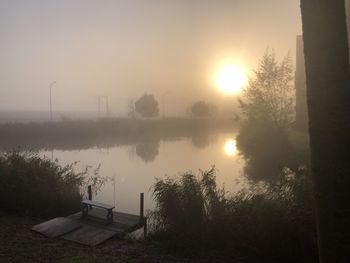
0 151 104 218
150 168 318 263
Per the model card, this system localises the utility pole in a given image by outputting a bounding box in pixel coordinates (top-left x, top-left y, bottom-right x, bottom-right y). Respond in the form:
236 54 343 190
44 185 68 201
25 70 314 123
97 96 109 118
49 81 56 121
98 96 101 118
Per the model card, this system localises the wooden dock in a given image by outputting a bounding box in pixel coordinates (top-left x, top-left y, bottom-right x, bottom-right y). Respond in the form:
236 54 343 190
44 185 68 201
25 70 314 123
32 193 147 246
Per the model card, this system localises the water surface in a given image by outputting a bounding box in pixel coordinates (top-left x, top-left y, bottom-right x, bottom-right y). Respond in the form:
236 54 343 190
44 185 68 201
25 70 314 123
41 133 245 215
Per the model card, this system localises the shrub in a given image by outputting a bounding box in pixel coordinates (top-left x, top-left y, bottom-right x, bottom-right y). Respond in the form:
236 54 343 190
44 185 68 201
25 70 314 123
0 151 102 218
150 168 317 262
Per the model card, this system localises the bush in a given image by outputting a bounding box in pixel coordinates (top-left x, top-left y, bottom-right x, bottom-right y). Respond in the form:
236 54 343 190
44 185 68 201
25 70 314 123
0 151 100 218
150 168 317 262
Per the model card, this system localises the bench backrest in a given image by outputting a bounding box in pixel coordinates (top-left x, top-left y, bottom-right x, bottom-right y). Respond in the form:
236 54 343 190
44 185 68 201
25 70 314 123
82 200 114 210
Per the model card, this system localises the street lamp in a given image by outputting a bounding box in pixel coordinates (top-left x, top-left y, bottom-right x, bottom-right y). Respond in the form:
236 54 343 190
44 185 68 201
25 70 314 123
49 81 57 121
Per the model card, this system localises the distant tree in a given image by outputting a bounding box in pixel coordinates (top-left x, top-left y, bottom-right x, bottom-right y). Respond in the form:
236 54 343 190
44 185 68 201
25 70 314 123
135 94 159 118
191 101 218 118
191 101 210 117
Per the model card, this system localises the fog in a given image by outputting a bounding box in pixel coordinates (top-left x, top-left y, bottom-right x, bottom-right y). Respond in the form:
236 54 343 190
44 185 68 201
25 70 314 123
0 0 301 116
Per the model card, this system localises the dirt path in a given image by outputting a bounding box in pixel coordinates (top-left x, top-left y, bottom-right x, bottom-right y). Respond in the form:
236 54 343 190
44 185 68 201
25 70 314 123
0 214 194 263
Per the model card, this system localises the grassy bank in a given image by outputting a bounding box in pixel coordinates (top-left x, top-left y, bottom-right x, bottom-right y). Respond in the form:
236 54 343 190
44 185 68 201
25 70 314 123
0 152 198 262
0 117 237 151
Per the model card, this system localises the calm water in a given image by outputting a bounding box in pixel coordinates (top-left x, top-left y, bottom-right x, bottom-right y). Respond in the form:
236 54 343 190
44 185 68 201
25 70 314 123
41 133 245 215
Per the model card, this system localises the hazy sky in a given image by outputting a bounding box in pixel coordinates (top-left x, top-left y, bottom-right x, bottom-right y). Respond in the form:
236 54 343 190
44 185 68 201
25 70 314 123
0 0 302 115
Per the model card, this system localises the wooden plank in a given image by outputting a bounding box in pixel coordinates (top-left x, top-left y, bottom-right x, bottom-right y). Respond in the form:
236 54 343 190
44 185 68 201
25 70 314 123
68 210 140 232
62 225 118 246
31 217 81 238
113 211 140 226
82 200 114 210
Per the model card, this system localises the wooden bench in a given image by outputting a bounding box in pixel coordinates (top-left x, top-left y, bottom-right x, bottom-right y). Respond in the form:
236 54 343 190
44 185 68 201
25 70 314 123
82 200 115 224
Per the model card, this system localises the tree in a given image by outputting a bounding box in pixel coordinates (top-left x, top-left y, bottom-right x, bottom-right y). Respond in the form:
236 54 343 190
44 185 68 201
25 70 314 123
236 51 296 182
300 0 350 262
135 94 159 118
239 50 294 130
191 101 218 118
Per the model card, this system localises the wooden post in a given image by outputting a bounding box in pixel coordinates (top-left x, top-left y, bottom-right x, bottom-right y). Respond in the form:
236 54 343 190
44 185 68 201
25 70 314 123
88 185 92 209
140 193 144 222
139 193 147 238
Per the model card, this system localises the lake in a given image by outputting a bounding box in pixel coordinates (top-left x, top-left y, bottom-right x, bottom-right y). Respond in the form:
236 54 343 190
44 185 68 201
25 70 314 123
40 133 245 215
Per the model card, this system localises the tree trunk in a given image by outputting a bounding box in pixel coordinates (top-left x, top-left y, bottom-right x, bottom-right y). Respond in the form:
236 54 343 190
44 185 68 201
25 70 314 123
300 1 350 262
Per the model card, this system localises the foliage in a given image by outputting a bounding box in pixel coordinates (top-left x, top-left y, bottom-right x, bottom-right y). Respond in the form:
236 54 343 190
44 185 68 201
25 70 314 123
239 50 295 130
135 94 159 118
237 50 300 182
191 101 218 118
150 168 317 262
0 151 103 218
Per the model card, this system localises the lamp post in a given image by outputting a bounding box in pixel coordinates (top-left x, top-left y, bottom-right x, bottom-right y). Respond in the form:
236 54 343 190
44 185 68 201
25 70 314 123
49 81 56 121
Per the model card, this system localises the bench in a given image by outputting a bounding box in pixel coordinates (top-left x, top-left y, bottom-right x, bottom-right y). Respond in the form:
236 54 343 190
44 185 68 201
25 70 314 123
82 200 115 224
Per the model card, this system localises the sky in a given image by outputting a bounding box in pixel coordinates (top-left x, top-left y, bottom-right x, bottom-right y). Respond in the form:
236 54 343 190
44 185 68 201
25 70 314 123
0 0 302 115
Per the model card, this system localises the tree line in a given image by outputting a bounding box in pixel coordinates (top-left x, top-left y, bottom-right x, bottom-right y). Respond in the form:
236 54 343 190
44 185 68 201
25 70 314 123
128 93 220 118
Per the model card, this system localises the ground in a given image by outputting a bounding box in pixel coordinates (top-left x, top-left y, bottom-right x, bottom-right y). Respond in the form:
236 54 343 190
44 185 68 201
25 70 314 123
0 213 196 263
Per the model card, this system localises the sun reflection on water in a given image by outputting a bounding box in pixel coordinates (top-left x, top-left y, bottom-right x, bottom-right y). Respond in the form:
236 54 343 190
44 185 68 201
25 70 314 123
224 138 238 156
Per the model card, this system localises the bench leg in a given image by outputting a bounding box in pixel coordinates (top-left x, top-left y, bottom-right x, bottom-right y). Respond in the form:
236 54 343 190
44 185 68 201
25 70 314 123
82 204 89 218
107 209 113 224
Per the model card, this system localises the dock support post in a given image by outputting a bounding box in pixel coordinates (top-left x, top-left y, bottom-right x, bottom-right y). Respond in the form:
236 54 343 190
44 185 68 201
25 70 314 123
88 185 92 209
140 193 147 238
140 193 144 221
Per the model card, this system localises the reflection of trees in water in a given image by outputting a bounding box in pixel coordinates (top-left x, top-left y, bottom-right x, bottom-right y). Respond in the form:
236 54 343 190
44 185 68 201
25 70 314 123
191 135 210 149
135 140 160 163
237 117 310 183
0 119 236 151
237 124 294 182
191 134 218 149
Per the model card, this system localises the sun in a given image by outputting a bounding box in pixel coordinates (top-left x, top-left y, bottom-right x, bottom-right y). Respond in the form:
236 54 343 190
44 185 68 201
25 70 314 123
224 138 238 156
215 64 247 95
